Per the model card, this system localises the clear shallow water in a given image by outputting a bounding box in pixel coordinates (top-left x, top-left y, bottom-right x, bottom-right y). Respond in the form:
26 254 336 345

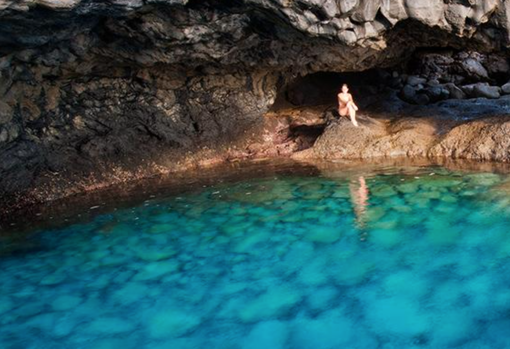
2 164 510 348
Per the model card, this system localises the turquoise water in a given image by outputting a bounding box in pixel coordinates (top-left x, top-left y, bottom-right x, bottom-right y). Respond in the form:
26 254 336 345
2 164 510 348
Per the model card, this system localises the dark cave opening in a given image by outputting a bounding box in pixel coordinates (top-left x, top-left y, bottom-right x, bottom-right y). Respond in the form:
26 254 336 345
268 69 394 152
271 70 388 111
271 45 510 113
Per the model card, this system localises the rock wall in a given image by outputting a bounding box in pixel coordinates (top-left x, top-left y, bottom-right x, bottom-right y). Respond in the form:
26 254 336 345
2 0 510 208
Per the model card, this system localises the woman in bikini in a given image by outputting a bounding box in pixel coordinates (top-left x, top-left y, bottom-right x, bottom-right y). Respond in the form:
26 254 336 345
338 83 359 127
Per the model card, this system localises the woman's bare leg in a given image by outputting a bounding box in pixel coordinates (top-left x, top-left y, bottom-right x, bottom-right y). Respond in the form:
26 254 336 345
348 105 358 127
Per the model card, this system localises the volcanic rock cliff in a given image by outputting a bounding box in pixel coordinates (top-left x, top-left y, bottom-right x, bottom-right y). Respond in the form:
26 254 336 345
1 0 510 209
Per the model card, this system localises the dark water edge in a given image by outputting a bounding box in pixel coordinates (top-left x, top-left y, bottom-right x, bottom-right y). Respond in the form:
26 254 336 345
2 157 510 235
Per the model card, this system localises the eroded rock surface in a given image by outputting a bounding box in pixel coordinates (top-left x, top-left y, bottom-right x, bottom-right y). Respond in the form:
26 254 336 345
1 0 510 209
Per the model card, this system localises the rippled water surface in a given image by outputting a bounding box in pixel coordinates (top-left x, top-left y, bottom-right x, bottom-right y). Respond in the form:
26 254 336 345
2 163 510 348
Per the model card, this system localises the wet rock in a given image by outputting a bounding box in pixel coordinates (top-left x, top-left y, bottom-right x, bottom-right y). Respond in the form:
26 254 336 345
444 83 466 99
400 84 417 103
461 83 500 99
424 85 449 102
472 84 500 99
399 85 430 104
414 93 430 105
501 82 510 95
407 75 427 87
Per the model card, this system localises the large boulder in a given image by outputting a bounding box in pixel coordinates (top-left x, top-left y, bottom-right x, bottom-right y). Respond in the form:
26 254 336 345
459 57 489 81
399 84 417 103
501 82 510 95
472 84 501 99
461 83 500 99
404 0 445 26
444 83 466 99
399 85 431 104
425 85 449 102
482 55 510 77
407 75 427 87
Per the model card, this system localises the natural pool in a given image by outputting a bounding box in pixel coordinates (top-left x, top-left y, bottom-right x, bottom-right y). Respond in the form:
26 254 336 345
2 161 510 348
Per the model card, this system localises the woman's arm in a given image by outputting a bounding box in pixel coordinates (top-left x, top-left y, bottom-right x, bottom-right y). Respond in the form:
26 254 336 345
349 94 359 110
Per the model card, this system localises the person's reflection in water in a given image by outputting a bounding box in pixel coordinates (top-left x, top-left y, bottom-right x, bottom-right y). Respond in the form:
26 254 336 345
349 176 369 241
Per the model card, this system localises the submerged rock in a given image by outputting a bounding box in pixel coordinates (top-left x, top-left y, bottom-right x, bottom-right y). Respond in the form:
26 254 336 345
85 317 136 335
51 295 82 311
242 320 289 349
238 286 301 323
305 226 342 243
0 297 14 315
149 310 202 339
133 260 179 281
291 311 356 349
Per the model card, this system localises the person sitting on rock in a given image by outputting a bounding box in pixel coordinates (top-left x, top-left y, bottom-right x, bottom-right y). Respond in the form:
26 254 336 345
338 83 359 127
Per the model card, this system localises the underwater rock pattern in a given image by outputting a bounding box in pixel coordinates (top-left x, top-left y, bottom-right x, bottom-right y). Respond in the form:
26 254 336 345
2 166 510 348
